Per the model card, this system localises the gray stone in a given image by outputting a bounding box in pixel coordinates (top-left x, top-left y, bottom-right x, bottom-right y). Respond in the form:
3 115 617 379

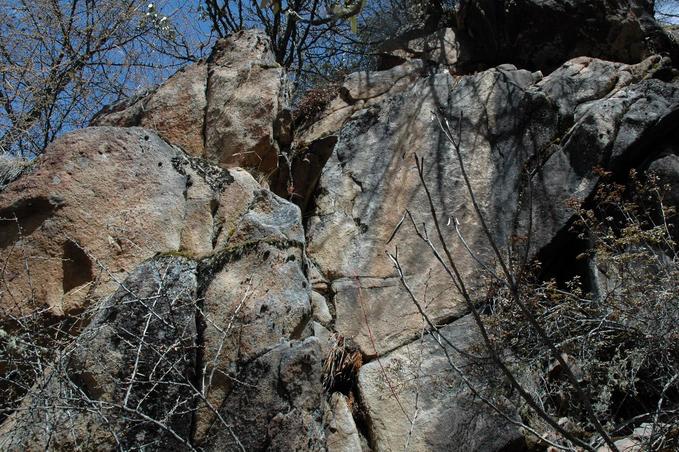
306 56 679 357
92 29 286 174
358 315 523 452
194 189 313 442
199 338 326 451
311 290 333 325
0 256 199 450
325 393 363 452
648 153 679 208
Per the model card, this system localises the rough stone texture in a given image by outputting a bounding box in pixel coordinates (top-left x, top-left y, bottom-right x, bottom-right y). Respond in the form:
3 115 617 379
305 56 679 357
199 338 326 451
3 9 679 451
311 290 332 325
378 28 461 70
205 30 285 173
92 63 208 157
324 393 363 452
647 148 679 209
193 189 314 442
0 155 32 191
173 153 261 258
0 256 199 450
1 179 325 450
91 29 285 174
358 315 523 452
456 0 679 73
275 60 427 213
0 126 261 320
0 127 186 319
528 60 679 258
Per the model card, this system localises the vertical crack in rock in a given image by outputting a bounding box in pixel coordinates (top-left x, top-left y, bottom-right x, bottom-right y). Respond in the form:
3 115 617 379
190 260 210 448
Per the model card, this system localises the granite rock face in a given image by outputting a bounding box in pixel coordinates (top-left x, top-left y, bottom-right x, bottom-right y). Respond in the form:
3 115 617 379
304 55 679 357
92 63 208 158
204 30 285 174
358 316 523 452
0 127 259 320
2 2 679 450
92 29 285 174
0 256 200 450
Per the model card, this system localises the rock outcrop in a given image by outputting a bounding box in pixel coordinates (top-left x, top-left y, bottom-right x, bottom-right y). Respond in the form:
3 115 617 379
0 128 324 449
358 316 524 451
0 127 258 320
0 257 200 450
455 0 679 73
2 1 679 451
92 29 285 175
304 55 678 358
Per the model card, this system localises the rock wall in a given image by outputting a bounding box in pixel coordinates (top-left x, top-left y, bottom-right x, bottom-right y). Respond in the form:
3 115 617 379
1 1 678 451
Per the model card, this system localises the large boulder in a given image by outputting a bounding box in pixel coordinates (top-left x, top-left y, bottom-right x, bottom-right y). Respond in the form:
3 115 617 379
204 30 286 174
358 315 524 451
272 60 427 213
0 127 258 320
193 189 315 443
455 0 679 73
305 55 679 357
0 254 325 451
92 29 285 174
91 63 208 157
199 338 326 451
0 256 200 450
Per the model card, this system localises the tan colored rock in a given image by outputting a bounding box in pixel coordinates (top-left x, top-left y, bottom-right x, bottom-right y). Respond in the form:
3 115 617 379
139 63 208 157
0 127 185 318
91 29 288 176
307 67 539 356
325 393 363 452
311 290 333 325
205 29 285 174
306 56 679 357
358 315 523 452
0 127 261 320
194 189 312 442
174 155 260 257
294 60 427 152
92 63 208 157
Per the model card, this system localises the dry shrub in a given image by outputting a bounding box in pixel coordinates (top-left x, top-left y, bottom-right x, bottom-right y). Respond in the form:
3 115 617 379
485 170 678 450
292 84 342 127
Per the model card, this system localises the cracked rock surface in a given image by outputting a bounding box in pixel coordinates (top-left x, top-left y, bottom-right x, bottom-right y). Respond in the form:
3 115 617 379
2 3 679 450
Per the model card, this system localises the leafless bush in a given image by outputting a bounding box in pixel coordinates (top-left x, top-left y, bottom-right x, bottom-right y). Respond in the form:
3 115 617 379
292 84 342 126
0 0 206 157
485 170 679 450
389 113 678 451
